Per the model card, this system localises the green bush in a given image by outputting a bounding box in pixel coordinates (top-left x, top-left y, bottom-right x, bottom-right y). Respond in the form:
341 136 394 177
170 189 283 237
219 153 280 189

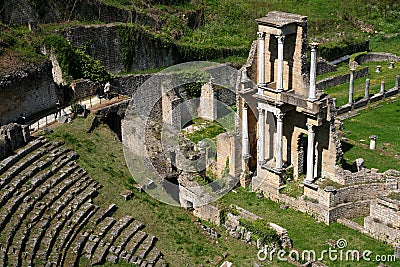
43 34 111 83
239 218 280 245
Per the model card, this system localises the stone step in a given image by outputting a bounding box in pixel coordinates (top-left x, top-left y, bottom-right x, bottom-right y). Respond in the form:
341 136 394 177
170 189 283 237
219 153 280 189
83 217 116 259
92 204 118 225
124 230 148 256
145 247 162 266
10 170 88 267
0 167 58 232
50 203 99 266
23 180 98 266
90 216 134 265
35 202 95 265
135 235 157 260
0 137 47 176
0 146 68 208
112 220 144 255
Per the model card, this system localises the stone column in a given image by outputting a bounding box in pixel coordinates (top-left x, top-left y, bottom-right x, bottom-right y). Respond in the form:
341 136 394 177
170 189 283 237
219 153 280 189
365 78 370 98
257 107 265 163
276 35 285 91
257 32 266 86
389 61 395 69
275 111 284 169
349 68 355 105
242 104 249 157
369 135 378 150
332 98 337 109
308 43 318 101
396 76 400 90
305 123 315 183
380 81 385 94
376 65 381 73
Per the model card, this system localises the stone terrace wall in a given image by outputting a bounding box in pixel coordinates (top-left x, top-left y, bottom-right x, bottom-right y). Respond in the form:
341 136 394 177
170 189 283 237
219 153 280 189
193 203 221 225
354 52 400 65
0 0 158 27
331 183 398 207
0 61 61 125
316 67 369 90
333 167 400 185
316 58 337 75
364 198 400 246
370 197 400 226
63 24 175 73
113 74 152 97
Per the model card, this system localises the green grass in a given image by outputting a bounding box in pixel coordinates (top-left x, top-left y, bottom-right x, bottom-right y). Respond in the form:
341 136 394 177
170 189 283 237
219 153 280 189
350 216 366 227
43 115 397 266
219 187 395 267
324 61 400 107
387 192 400 201
341 97 400 172
185 114 235 143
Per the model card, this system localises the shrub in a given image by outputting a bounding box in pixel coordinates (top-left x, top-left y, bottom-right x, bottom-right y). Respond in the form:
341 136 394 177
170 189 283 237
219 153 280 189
239 218 280 245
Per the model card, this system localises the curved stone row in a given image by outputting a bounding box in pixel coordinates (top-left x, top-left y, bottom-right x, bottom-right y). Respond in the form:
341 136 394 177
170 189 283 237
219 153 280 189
0 137 165 267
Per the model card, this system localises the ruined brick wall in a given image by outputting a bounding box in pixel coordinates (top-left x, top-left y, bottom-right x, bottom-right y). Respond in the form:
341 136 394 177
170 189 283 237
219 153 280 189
193 203 221 225
369 198 400 227
0 61 60 125
364 198 400 246
329 201 370 221
333 167 400 185
0 123 30 160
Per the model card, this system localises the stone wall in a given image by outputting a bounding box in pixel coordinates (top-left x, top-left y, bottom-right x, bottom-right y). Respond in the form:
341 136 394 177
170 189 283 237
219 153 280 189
364 198 400 246
0 0 157 27
113 74 152 96
354 52 400 65
0 61 61 125
364 216 400 246
333 167 400 185
63 24 175 73
370 198 400 227
193 203 221 225
0 123 30 160
316 67 369 90
330 183 398 207
316 58 337 75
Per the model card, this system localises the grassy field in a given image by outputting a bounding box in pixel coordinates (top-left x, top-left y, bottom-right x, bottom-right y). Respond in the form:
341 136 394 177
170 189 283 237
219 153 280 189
322 61 400 107
341 97 400 171
44 115 396 266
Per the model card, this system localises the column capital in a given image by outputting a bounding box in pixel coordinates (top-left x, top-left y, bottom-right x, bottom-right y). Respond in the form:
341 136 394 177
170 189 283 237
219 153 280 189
309 42 319 51
306 123 314 133
242 102 248 109
276 34 285 43
257 31 265 39
369 135 378 140
275 111 285 121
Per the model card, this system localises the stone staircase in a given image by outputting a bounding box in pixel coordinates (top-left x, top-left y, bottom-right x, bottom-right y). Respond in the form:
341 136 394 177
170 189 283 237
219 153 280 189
0 136 165 267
